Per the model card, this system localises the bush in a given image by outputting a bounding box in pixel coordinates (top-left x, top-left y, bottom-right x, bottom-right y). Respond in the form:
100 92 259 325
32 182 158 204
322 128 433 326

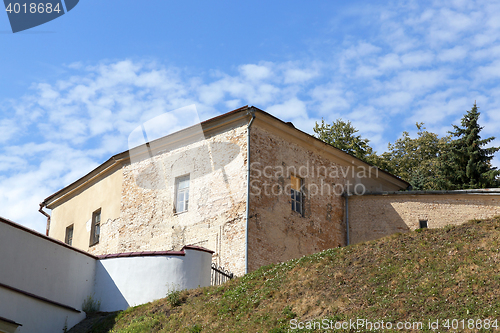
82 294 101 314
167 289 182 307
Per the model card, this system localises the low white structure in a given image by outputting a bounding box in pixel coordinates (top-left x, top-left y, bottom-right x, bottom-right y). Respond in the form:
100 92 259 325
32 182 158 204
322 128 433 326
0 217 94 333
95 248 213 312
0 217 213 333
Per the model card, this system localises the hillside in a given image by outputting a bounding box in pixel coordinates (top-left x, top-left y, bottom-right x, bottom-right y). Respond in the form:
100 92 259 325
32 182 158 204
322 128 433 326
72 216 500 332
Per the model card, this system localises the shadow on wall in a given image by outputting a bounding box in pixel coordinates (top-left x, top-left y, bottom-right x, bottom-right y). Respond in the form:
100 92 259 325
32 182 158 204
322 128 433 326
247 207 346 272
349 201 410 244
93 261 129 311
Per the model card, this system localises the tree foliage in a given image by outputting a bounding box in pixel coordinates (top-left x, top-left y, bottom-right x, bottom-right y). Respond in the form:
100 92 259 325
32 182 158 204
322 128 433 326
442 103 500 189
314 103 499 190
313 119 374 162
380 124 451 190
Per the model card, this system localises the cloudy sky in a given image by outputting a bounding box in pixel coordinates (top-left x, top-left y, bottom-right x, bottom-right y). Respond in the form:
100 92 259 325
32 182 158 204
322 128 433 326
1 0 500 232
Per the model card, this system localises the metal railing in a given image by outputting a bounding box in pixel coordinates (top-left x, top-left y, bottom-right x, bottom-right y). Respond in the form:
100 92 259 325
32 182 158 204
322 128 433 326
211 263 234 286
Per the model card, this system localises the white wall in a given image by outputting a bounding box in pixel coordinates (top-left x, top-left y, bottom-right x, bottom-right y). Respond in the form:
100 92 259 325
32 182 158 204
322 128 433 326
0 219 213 332
95 247 212 311
0 288 80 333
0 219 95 333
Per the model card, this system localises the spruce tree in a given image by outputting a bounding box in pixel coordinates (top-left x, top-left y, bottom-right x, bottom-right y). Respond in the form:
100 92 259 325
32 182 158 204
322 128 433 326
446 103 500 189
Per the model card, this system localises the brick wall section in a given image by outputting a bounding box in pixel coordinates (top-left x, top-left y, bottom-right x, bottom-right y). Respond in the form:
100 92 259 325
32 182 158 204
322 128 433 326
247 125 346 272
87 122 249 276
349 194 500 244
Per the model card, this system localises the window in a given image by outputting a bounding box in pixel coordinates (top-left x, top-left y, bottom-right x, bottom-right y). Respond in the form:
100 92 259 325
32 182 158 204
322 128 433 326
291 175 303 216
419 220 428 229
65 224 74 246
90 209 101 246
175 175 190 213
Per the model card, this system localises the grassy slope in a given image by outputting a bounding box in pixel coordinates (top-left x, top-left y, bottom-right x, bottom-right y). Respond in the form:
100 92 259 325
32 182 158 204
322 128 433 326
84 217 500 332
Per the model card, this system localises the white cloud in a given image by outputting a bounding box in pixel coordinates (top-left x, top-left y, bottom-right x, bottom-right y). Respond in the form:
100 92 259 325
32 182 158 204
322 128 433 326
225 99 242 109
347 106 386 135
266 98 307 119
400 51 434 67
0 155 26 172
409 94 471 126
0 141 100 232
476 60 500 81
310 84 351 115
378 53 402 71
472 34 497 47
472 45 500 60
438 46 468 62
239 63 273 81
372 91 413 108
279 61 321 84
483 107 500 138
0 119 18 144
355 65 382 78
386 70 449 94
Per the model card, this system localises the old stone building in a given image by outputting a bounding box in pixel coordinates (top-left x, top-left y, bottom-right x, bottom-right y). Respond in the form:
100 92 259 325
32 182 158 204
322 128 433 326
41 106 408 276
41 106 500 276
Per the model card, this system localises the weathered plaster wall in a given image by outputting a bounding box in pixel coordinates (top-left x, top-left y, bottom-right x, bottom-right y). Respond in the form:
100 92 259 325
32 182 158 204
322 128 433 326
349 194 500 244
247 124 347 272
48 168 123 251
88 121 249 276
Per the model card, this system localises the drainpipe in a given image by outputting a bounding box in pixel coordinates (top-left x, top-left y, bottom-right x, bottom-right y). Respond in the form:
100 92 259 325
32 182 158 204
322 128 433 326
343 192 350 246
245 109 256 275
39 202 51 236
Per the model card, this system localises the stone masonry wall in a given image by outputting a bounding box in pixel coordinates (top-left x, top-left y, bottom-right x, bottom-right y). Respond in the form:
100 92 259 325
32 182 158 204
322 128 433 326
88 122 249 276
247 125 347 272
349 194 500 244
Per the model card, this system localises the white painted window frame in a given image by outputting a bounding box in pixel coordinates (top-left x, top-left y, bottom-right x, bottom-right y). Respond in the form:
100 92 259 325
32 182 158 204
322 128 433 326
175 175 190 214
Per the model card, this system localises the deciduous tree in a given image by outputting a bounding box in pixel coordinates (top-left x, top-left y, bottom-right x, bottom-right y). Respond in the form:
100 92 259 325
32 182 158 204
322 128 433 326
313 119 374 162
380 123 451 190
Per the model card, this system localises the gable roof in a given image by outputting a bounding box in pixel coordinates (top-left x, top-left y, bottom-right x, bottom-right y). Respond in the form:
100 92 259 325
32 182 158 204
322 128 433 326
42 105 409 208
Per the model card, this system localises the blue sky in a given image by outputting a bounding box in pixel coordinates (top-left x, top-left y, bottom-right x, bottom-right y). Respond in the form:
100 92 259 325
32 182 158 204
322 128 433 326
1 0 500 232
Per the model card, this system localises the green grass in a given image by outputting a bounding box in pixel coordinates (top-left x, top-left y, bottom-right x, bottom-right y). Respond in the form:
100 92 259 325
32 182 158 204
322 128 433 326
77 216 500 332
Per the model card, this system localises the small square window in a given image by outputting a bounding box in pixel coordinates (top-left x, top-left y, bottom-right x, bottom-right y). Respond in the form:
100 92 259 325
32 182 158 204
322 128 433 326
175 175 190 213
291 175 303 216
90 209 101 246
65 224 74 246
419 220 428 229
